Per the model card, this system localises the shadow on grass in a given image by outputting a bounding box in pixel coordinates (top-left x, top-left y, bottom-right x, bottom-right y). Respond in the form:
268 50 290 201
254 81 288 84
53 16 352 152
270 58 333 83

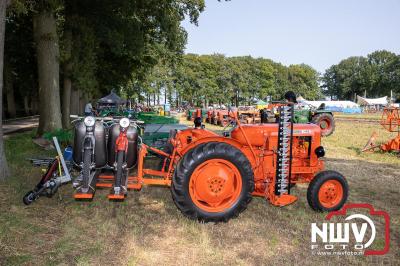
0 132 399 265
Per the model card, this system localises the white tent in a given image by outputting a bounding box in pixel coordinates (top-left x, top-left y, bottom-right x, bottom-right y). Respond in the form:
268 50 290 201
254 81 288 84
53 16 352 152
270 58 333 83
304 100 359 109
356 96 388 106
296 95 306 102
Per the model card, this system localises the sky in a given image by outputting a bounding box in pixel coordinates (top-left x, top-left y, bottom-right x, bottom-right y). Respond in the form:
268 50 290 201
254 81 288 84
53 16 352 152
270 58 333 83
181 0 400 73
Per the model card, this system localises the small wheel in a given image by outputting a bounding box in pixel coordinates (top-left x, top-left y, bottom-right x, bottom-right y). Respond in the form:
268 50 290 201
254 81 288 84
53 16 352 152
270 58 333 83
82 148 92 190
171 142 254 222
312 113 335 137
115 151 125 188
23 191 38 205
307 170 348 212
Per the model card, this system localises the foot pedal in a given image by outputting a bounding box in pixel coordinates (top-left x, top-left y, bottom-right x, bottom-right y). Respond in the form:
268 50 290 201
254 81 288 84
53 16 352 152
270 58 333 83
74 192 94 199
108 193 125 200
108 186 126 200
74 185 95 199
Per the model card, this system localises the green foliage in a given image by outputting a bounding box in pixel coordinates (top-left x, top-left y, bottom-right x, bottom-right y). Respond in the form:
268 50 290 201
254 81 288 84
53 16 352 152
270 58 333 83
137 54 321 107
42 129 73 145
5 0 205 116
322 50 400 99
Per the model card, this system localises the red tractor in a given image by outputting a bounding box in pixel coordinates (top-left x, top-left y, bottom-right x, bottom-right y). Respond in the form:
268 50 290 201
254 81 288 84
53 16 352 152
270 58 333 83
93 103 348 222
216 110 231 127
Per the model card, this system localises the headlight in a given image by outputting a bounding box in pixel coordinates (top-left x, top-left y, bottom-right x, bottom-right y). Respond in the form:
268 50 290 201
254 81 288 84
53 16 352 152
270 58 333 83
315 146 325 158
119 118 130 128
84 116 95 127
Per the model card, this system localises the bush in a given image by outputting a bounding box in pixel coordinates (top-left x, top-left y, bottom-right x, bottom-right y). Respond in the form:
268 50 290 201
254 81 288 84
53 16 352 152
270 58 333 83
43 129 73 146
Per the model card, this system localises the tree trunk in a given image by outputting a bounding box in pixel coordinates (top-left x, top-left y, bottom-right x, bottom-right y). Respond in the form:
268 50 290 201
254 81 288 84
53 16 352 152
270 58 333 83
24 96 30 115
70 87 79 115
0 0 10 180
62 30 72 128
33 9 62 135
31 96 39 114
4 62 16 118
3 61 17 118
79 91 87 114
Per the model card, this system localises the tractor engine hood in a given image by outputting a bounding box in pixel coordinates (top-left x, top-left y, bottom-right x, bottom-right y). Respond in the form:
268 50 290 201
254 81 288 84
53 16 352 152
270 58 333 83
230 123 322 147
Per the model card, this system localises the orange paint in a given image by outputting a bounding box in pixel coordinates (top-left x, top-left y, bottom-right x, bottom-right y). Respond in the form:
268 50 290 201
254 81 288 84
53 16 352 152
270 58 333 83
318 180 344 208
189 159 243 212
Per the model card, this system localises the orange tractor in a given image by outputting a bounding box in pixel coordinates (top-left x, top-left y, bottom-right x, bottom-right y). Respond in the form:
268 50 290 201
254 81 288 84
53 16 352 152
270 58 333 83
363 107 400 153
92 103 348 222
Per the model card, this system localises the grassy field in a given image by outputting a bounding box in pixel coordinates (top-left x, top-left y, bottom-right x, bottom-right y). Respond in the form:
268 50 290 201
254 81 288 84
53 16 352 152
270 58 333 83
0 118 399 265
334 112 382 120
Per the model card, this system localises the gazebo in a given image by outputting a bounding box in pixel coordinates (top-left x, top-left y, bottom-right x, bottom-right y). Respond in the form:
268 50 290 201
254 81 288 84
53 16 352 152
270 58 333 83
97 91 126 110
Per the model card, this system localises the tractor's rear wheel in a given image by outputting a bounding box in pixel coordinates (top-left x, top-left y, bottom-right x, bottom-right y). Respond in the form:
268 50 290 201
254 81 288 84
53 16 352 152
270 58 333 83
171 142 254 222
307 170 348 212
311 113 335 136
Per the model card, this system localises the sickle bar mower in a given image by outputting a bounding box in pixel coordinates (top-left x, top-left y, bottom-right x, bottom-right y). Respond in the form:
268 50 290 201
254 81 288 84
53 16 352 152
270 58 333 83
362 107 400 153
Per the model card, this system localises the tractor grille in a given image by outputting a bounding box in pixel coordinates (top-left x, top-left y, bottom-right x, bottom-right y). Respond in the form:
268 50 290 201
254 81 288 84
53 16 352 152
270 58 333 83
275 104 294 195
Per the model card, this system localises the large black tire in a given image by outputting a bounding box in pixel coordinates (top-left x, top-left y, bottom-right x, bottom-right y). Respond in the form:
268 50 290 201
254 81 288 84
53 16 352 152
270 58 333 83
115 151 125 188
307 170 348 212
171 142 254 222
82 148 92 189
311 113 335 137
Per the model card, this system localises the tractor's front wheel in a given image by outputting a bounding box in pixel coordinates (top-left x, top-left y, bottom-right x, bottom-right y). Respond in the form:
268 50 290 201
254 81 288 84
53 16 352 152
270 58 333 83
82 148 92 190
307 170 348 212
171 142 254 222
312 113 335 136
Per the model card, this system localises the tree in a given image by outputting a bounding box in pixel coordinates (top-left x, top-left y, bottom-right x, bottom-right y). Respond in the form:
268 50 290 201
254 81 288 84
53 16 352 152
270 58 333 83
5 12 38 116
322 50 400 100
33 1 62 135
287 64 320 99
0 0 11 180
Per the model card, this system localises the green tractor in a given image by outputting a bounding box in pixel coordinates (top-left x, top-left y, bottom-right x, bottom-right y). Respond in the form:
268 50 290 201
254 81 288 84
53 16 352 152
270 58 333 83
293 108 335 137
261 102 335 137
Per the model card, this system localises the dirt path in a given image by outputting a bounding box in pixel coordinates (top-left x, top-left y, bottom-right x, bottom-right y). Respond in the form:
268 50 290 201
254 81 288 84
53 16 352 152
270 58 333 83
2 116 39 136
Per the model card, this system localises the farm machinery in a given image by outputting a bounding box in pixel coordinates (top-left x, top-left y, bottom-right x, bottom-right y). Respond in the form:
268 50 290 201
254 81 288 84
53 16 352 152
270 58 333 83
264 103 336 136
23 138 73 204
187 109 207 122
362 107 400 153
24 103 348 222
293 108 335 137
203 104 335 136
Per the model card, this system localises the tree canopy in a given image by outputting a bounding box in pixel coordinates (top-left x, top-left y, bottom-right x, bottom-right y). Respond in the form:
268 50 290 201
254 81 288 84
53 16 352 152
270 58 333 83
322 50 400 100
136 54 322 107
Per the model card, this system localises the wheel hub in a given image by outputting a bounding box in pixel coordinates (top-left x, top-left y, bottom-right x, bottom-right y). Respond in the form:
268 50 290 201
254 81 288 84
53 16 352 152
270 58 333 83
320 120 328 129
318 180 343 208
189 159 242 212
208 176 226 194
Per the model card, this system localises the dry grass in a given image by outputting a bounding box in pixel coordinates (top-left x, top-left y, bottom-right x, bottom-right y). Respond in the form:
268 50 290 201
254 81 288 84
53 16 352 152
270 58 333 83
0 118 399 265
334 113 382 120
